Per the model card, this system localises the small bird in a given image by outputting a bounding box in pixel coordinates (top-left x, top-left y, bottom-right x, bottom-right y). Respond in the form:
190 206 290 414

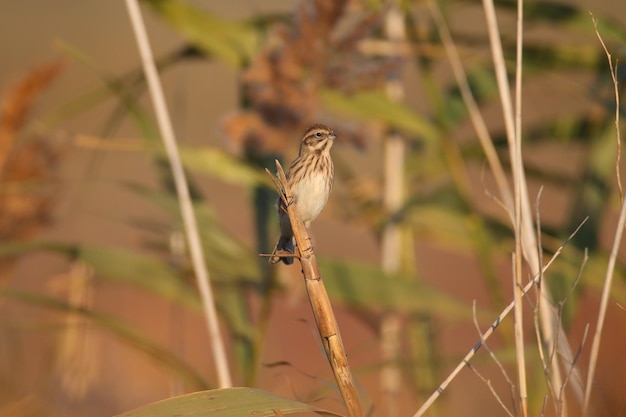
269 124 336 265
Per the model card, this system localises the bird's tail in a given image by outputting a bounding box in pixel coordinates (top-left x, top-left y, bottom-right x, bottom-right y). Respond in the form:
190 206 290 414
269 236 294 265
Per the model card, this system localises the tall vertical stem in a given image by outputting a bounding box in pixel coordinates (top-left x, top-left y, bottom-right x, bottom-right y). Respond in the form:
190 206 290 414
381 4 406 416
124 0 232 388
512 0 528 415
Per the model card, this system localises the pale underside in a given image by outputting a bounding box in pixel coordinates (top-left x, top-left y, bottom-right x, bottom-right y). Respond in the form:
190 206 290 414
290 171 331 224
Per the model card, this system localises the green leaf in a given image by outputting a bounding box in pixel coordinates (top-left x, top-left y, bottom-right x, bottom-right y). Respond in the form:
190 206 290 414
124 183 261 283
0 241 203 311
78 245 202 310
177 146 273 188
320 89 440 144
123 184 261 344
1 289 210 390
115 387 343 417
142 0 258 68
56 41 159 140
407 205 474 252
319 259 477 320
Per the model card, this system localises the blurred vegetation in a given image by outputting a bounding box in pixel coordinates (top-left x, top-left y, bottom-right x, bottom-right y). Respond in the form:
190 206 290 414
1 0 625 416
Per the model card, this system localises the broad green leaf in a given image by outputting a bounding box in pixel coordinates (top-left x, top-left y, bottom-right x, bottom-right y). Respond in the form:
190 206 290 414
124 183 261 282
0 240 71 257
143 0 258 68
319 259 477 321
320 89 440 144
407 206 474 252
1 289 210 390
56 41 159 140
78 245 202 310
123 184 260 342
177 146 273 188
115 387 343 417
0 241 202 311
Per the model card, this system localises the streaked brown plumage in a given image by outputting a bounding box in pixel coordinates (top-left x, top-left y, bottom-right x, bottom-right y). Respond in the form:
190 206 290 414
269 124 336 265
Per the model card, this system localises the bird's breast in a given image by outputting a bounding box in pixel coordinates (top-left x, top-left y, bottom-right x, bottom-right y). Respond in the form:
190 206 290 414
291 172 331 222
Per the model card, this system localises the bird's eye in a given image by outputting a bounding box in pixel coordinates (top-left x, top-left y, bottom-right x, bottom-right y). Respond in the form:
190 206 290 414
315 132 322 138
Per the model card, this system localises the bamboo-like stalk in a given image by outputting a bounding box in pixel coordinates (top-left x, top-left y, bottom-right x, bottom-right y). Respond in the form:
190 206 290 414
583 15 623 417
124 0 232 388
380 5 406 417
266 161 363 417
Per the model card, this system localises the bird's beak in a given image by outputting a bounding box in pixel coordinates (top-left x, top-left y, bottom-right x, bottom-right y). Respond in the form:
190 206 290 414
329 133 337 141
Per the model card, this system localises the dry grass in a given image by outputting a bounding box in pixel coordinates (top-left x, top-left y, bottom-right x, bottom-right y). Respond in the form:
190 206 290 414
0 62 63 285
415 4 622 417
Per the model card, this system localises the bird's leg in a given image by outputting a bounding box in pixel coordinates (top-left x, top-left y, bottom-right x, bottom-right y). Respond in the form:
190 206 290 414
302 221 315 253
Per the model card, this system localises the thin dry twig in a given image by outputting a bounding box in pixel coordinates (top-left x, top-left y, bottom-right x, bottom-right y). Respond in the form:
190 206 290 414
554 249 588 416
561 324 589 413
266 161 363 417
472 301 516 414
531 188 562 415
583 14 624 417
124 0 232 388
413 218 588 417
590 13 623 200
465 361 515 417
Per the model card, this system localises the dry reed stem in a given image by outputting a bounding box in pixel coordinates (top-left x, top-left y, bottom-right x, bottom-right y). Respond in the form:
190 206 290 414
413 218 587 417
482 0 529 408
583 17 624 416
431 0 589 409
267 161 363 417
124 0 232 388
482 0 582 408
532 189 565 415
512 0 529 413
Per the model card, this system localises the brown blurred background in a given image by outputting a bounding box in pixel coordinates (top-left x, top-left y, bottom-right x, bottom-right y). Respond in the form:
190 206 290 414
1 1 625 416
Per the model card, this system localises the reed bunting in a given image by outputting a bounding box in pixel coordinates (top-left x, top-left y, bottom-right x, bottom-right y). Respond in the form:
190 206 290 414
269 124 336 265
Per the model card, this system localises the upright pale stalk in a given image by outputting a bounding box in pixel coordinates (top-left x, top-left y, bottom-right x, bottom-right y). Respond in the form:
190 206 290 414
512 0 528 415
124 0 232 388
480 6 527 413
380 5 406 416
